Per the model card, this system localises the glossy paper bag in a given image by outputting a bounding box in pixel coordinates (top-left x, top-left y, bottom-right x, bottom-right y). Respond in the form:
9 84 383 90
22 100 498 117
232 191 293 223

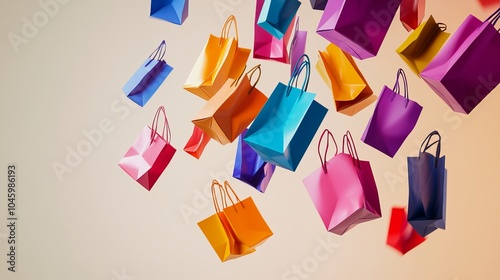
122 40 173 107
317 0 402 59
386 207 426 254
184 15 251 100
183 125 211 159
192 65 268 145
253 0 294 63
396 15 450 76
244 55 328 171
407 131 447 237
233 129 276 193
316 43 375 116
118 106 176 190
420 9 500 114
150 0 189 25
257 0 301 39
361 69 423 157
303 130 382 235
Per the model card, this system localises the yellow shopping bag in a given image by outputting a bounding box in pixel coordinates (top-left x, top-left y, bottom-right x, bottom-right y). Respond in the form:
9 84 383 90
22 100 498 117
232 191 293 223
316 43 375 116
397 15 450 77
184 15 251 100
198 180 255 262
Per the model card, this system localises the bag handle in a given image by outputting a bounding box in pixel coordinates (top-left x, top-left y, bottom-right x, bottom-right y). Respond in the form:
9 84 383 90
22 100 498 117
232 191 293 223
342 131 360 168
220 15 239 44
317 129 338 174
437 22 447 31
145 40 166 67
150 106 172 145
211 180 227 213
287 54 310 96
419 130 441 168
222 180 244 212
485 7 500 27
391 68 410 107
232 64 262 95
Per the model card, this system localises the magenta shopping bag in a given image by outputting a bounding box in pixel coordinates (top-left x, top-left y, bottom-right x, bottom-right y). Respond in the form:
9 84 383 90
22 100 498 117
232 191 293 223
420 8 500 114
289 17 308 74
317 0 402 59
118 106 176 191
361 69 423 157
253 0 294 63
303 130 382 235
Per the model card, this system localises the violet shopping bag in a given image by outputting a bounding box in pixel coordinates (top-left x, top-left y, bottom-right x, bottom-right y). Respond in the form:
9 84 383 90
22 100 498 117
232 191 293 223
420 8 500 114
233 129 276 193
361 69 423 157
317 0 402 59
289 17 308 75
197 180 255 262
150 0 188 25
257 0 301 40
244 55 328 171
122 40 173 107
303 130 382 235
253 0 294 63
118 106 176 191
407 131 447 237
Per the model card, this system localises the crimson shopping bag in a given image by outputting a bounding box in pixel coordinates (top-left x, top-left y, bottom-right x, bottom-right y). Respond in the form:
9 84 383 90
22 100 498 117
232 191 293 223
407 131 447 237
317 0 402 59
400 0 425 31
303 130 382 235
122 40 173 107
361 69 423 157
244 55 328 171
420 8 500 114
386 207 426 254
118 106 176 191
183 125 211 159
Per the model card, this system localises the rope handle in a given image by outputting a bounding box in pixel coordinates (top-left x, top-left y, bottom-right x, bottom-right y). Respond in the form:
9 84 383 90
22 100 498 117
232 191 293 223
220 15 239 45
342 131 360 168
210 180 226 213
222 180 244 212
145 40 166 67
317 129 338 174
419 130 441 168
150 106 172 145
287 54 310 96
232 64 262 95
391 68 410 107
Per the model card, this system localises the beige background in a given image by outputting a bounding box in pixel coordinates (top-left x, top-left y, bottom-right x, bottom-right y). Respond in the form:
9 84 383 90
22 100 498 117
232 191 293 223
1 0 499 279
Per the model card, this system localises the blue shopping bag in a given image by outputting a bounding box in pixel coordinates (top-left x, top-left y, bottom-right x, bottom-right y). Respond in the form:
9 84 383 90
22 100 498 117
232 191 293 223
150 0 189 25
244 55 328 171
122 40 173 107
257 0 301 39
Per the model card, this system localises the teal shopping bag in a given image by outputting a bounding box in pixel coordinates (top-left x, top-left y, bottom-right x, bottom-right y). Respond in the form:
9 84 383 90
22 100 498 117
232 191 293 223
244 55 328 171
257 0 301 39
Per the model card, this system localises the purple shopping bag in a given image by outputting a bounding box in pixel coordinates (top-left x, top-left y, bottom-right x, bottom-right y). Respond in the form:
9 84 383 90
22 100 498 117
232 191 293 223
420 8 500 114
317 0 402 59
289 17 308 74
310 0 328 10
303 130 382 235
361 69 423 157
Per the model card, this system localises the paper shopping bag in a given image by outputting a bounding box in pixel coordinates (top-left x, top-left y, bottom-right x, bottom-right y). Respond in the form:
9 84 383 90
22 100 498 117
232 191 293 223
198 180 255 262
150 0 188 25
184 15 251 100
244 55 328 171
253 0 294 63
396 15 450 76
386 207 426 254
361 69 423 157
257 0 301 40
289 17 307 74
478 0 500 7
316 43 375 116
420 9 500 114
183 125 211 159
122 40 173 107
400 0 425 31
222 181 273 248
233 129 276 193
303 130 382 235
407 131 447 237
310 0 328 10
118 106 176 191
317 0 402 59
192 65 268 145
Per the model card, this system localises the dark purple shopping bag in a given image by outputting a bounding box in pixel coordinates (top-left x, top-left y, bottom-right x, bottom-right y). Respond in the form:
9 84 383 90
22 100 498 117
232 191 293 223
310 0 328 10
316 0 402 59
421 8 500 114
361 69 422 157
